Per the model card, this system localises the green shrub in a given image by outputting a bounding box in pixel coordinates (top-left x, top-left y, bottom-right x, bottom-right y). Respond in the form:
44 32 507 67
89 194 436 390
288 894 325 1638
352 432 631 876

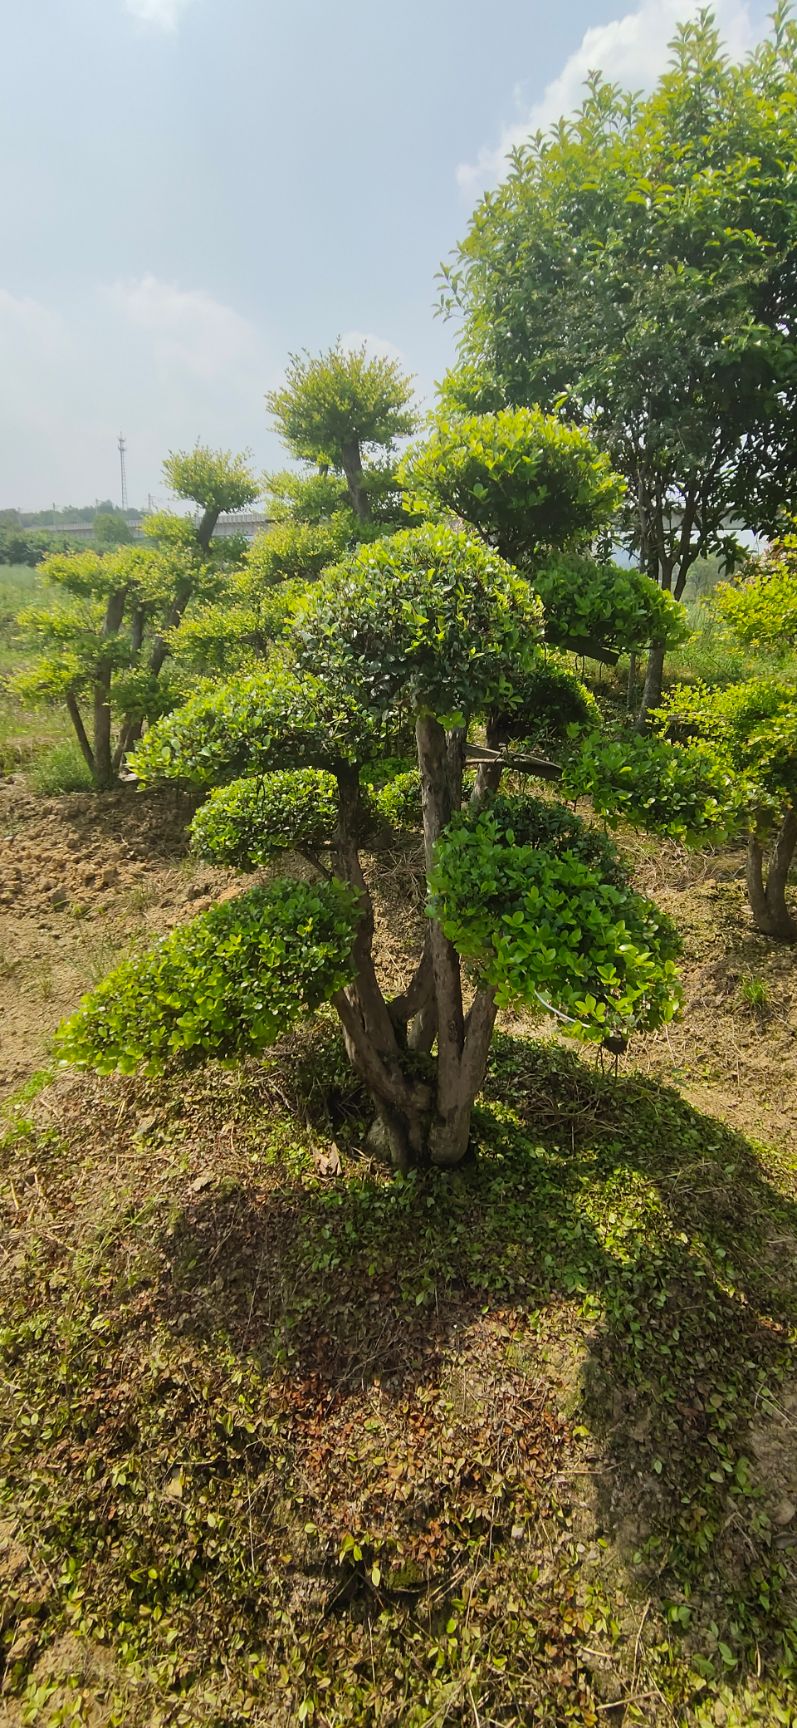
534 554 688 657
398 406 622 562
29 740 94 795
374 770 422 831
562 731 741 841
430 797 681 1039
292 525 544 724
491 658 599 749
58 879 359 1075
192 769 345 868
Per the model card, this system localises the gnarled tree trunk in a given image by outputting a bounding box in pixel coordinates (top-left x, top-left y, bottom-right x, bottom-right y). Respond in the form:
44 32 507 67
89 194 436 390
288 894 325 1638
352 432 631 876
327 730 497 1169
341 439 370 526
638 639 666 727
417 714 496 1167
92 587 127 790
746 812 797 943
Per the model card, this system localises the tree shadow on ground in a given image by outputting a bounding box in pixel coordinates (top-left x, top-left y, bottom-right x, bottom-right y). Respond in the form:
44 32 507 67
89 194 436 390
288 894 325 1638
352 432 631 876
149 1034 797 1701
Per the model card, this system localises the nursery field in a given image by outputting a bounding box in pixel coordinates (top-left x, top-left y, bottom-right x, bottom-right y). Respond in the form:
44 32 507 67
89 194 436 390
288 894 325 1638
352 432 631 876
1 651 796 1726
7 9 797 1724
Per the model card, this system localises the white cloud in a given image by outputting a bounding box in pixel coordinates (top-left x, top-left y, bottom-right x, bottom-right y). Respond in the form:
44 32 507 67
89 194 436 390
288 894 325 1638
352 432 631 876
124 0 195 32
458 0 763 194
340 329 408 367
0 278 278 510
108 274 258 385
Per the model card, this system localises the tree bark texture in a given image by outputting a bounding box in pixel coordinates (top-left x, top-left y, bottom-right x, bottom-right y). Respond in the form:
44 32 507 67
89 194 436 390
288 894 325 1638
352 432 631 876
92 587 127 790
324 733 497 1169
746 813 797 942
341 439 370 525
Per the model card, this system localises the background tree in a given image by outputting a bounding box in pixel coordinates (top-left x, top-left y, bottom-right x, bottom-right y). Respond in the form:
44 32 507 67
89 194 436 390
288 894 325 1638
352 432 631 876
563 546 797 939
0 529 59 567
60 414 682 1169
12 447 259 787
266 341 417 526
440 7 797 714
93 513 133 549
127 444 258 695
165 519 346 679
13 546 171 790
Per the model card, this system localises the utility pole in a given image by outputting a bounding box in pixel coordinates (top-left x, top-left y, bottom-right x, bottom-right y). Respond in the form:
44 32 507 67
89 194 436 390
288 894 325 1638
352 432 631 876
118 434 128 512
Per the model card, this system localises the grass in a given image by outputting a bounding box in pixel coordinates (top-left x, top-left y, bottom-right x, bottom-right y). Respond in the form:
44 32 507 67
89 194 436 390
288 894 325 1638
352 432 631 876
29 740 94 796
738 975 770 1017
0 565 81 779
1 1034 795 1727
667 601 797 691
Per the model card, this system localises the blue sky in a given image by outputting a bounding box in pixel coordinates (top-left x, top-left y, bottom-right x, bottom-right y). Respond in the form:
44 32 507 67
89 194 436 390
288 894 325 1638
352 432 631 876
1 0 772 509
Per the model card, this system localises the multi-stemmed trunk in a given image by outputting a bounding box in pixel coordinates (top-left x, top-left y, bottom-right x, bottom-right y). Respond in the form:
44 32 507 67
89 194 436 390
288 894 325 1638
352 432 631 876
146 504 219 682
327 726 496 1169
66 587 127 791
745 810 797 943
62 506 221 789
123 503 221 763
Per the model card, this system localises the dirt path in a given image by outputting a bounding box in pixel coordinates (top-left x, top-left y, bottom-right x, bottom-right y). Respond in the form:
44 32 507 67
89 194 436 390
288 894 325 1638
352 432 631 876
1 781 795 1162
0 780 238 1096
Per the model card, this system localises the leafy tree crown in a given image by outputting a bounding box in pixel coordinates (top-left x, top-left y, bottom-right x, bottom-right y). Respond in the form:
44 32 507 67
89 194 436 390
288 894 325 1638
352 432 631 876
292 523 544 724
266 341 417 467
399 406 623 560
163 445 259 516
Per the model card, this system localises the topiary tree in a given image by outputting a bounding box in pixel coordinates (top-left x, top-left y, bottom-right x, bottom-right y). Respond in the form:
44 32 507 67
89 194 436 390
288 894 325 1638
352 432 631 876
144 444 260 680
12 447 259 788
12 546 177 791
168 406 435 687
162 444 259 555
266 341 417 526
59 461 683 1167
399 406 689 668
162 519 350 681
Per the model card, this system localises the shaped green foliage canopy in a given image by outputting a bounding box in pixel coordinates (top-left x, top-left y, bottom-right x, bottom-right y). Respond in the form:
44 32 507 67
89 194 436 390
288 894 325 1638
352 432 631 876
431 797 681 1037
59 880 359 1074
61 467 685 1165
399 410 687 662
292 524 544 723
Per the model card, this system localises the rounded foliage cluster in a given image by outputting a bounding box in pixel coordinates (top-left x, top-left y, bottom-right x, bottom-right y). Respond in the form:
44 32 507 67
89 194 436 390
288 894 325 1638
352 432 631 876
534 555 688 656
399 407 622 563
266 342 416 467
163 445 259 516
562 730 741 841
246 520 346 590
293 523 543 724
489 657 598 749
190 767 365 869
131 667 383 787
661 678 797 821
714 545 797 651
473 794 630 886
58 879 359 1075
374 769 423 831
430 797 681 1038
166 586 294 676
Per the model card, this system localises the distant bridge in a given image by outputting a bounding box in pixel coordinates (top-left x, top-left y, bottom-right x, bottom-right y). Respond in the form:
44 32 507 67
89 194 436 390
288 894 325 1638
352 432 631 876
44 512 271 547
